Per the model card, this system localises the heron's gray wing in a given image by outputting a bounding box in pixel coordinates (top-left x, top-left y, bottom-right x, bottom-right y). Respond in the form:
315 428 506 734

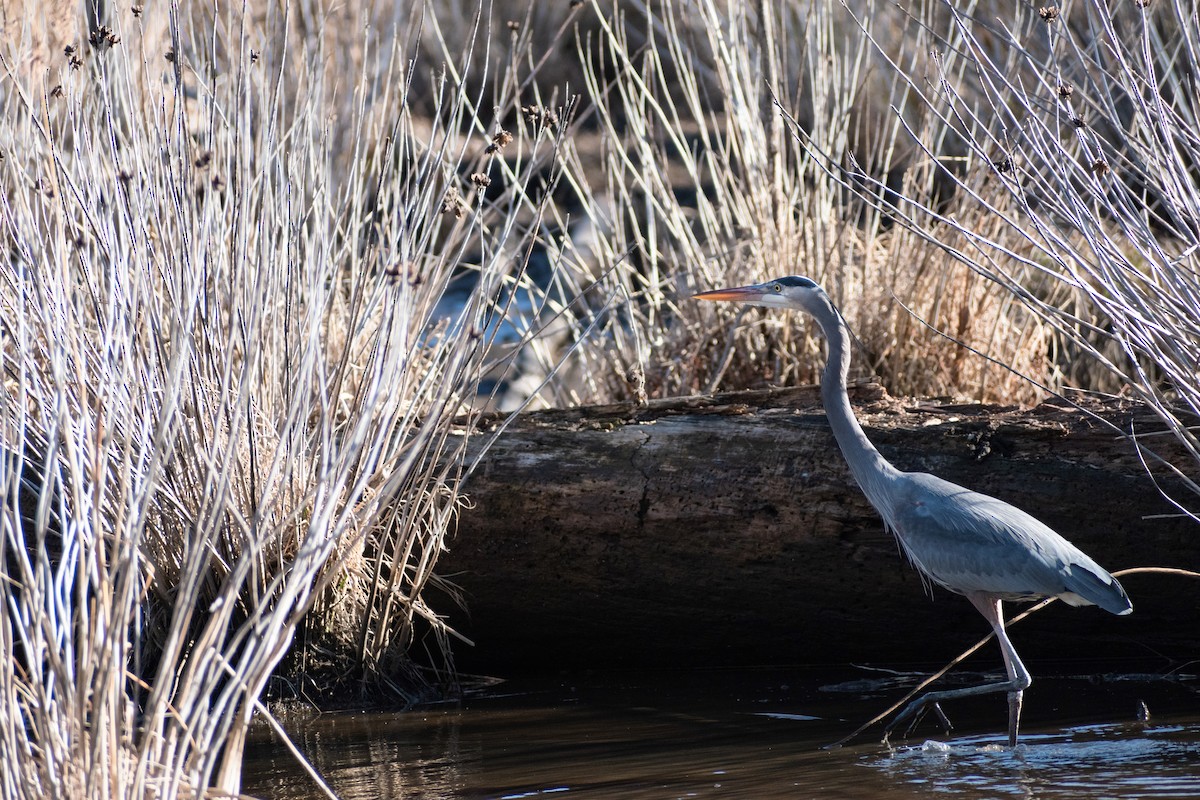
885 472 1131 614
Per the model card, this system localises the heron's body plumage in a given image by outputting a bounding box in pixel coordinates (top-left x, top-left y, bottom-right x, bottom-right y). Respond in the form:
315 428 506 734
886 471 1132 614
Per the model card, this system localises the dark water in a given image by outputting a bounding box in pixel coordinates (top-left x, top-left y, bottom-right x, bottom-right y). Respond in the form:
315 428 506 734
243 666 1200 799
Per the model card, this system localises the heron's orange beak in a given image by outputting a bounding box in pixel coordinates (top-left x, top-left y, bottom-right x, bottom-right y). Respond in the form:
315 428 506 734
691 285 767 303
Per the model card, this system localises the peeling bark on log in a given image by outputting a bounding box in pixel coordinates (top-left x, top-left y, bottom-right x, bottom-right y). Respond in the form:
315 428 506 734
438 386 1200 673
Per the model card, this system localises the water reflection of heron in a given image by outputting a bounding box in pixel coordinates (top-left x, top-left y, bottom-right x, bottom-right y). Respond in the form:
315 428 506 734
694 276 1132 745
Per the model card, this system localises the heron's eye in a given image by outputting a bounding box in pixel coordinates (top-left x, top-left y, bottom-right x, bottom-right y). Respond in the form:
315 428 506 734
772 283 783 293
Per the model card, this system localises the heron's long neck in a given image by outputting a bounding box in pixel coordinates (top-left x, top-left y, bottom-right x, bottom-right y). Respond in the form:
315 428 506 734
810 301 901 512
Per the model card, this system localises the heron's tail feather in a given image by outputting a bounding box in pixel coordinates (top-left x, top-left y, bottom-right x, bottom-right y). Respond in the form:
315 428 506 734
1062 564 1133 616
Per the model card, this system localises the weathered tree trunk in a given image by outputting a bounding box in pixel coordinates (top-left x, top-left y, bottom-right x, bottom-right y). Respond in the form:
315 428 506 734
439 386 1200 672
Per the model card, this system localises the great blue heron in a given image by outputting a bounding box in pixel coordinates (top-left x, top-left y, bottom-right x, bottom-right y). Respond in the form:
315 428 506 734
693 276 1132 746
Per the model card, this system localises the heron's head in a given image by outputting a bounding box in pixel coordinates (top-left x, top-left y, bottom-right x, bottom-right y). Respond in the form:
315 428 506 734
692 275 826 313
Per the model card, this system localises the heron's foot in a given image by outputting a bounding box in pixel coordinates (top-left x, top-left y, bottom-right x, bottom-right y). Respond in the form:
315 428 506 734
883 695 955 743
932 702 954 732
882 674 1031 745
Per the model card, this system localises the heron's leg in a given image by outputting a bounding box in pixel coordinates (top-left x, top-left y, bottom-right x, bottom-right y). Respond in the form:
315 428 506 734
969 597 1036 748
884 594 1032 746
972 595 1031 746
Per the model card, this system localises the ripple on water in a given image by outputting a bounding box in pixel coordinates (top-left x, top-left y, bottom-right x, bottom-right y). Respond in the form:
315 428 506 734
870 722 1200 798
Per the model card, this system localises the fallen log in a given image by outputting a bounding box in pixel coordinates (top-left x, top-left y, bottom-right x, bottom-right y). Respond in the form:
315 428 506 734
438 386 1200 673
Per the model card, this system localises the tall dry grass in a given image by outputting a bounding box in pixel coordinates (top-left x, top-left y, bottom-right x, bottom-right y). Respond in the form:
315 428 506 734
831 0 1200 511
0 1 573 796
504 0 1056 409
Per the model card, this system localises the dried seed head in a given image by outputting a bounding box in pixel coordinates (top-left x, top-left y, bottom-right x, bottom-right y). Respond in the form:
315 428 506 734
440 185 467 219
470 172 491 189
165 48 176 63
522 105 560 129
250 50 260 64
485 129 514 154
507 20 520 31
992 156 1014 174
1038 5 1060 20
50 85 64 98
1091 158 1110 176
1057 83 1073 99
64 44 76 56
1072 114 1087 128
1133 0 1151 7
131 4 143 16
88 25 120 50
194 151 213 169
570 0 584 7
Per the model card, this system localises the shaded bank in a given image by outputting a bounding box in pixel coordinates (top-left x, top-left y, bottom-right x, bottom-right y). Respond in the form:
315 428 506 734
440 388 1199 672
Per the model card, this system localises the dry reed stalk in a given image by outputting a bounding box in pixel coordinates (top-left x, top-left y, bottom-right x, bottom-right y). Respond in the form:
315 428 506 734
0 1 577 797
